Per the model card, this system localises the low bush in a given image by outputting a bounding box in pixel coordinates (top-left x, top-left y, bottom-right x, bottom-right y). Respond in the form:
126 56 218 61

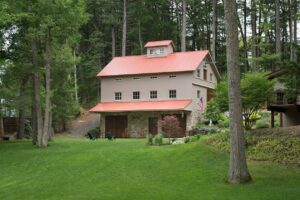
203 130 300 165
86 127 100 138
153 133 163 146
218 118 229 128
146 134 153 145
255 119 269 129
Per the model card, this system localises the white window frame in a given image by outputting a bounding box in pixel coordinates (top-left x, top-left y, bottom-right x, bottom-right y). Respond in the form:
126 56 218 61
133 91 140 100
210 73 213 81
150 90 157 99
169 90 176 99
197 69 201 78
115 92 122 100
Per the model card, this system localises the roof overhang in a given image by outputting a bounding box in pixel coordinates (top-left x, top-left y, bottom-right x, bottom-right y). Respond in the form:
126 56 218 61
89 100 192 113
144 40 175 49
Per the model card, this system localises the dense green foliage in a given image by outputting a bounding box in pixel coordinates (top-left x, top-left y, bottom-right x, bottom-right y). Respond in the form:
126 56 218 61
1 138 300 199
213 72 274 129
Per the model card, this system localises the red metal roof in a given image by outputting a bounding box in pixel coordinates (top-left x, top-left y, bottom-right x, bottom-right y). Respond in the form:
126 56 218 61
144 40 174 48
89 100 192 113
98 51 209 77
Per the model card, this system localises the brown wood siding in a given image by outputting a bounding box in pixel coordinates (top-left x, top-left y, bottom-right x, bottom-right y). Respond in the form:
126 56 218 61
105 116 128 138
148 117 158 135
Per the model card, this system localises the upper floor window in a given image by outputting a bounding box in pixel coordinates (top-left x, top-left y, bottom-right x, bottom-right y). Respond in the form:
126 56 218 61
133 77 141 80
169 90 176 98
133 91 140 100
210 73 213 81
150 90 157 99
203 69 207 81
150 76 158 79
169 75 177 78
149 49 155 55
197 69 201 78
115 78 122 81
160 48 164 54
115 92 122 100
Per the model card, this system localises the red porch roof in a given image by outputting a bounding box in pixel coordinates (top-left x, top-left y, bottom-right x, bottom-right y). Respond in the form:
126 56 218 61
89 100 192 113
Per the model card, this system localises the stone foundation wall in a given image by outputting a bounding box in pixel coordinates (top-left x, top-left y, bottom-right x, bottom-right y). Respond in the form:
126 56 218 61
99 111 195 138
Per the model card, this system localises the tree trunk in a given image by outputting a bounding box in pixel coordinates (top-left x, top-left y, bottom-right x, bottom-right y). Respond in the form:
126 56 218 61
293 0 297 62
73 47 78 103
251 0 257 71
112 27 116 58
40 27 52 148
0 105 3 139
181 0 187 52
243 0 248 72
31 37 43 146
275 0 281 69
211 0 217 62
138 20 143 55
122 0 127 57
223 0 252 184
17 78 28 139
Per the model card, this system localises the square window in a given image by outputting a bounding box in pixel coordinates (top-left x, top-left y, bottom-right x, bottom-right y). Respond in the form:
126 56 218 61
150 90 157 99
150 49 155 55
160 48 164 54
115 92 122 100
133 91 140 100
169 90 176 98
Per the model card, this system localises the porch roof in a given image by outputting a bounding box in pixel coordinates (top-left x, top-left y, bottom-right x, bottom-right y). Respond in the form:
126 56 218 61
89 100 192 113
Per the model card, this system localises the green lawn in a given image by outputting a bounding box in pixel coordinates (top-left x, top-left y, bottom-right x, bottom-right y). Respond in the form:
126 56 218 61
0 138 300 200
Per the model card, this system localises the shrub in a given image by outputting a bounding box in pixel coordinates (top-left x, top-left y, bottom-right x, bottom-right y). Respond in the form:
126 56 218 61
159 115 181 138
203 130 300 165
87 127 100 138
153 134 163 146
146 134 153 145
256 119 269 129
203 100 222 122
218 118 229 128
247 135 300 164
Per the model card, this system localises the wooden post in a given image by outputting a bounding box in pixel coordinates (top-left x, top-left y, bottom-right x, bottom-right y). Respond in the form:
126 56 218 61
0 117 4 140
280 113 283 127
271 111 275 128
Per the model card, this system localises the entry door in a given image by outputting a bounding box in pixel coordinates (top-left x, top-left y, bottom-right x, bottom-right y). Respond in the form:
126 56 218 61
105 116 128 138
148 117 158 135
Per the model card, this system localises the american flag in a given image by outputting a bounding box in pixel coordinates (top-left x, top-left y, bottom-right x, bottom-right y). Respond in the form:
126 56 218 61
197 97 204 112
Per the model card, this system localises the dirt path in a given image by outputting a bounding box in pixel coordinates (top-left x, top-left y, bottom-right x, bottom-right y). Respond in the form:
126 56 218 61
68 109 100 137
